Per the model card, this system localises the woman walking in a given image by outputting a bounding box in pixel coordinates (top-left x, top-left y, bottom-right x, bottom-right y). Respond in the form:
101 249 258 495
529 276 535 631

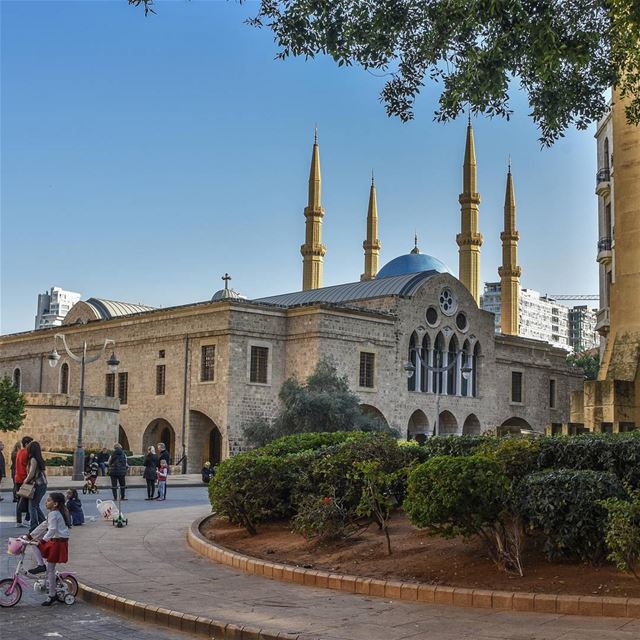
143 445 158 500
108 443 128 501
14 436 33 527
25 440 48 532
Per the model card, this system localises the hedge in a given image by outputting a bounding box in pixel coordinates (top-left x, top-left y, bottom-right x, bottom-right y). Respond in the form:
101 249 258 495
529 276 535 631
518 470 626 563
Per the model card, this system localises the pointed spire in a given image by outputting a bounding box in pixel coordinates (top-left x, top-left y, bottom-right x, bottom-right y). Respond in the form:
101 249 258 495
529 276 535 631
301 131 326 290
361 172 381 281
411 232 420 254
499 164 521 336
457 115 483 304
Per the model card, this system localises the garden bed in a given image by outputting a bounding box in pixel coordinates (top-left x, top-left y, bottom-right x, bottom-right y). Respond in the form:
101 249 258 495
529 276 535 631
202 513 640 599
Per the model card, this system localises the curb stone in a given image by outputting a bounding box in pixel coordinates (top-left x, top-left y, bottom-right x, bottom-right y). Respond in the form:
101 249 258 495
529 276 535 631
188 514 640 620
77 583 316 640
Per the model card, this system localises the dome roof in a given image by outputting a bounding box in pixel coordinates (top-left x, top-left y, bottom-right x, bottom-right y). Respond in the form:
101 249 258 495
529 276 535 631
211 287 244 301
376 242 451 279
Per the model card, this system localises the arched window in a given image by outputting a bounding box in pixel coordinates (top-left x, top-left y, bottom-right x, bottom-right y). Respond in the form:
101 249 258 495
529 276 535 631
603 137 610 170
447 335 459 395
13 368 21 391
60 363 69 394
408 332 418 392
460 340 470 396
433 332 445 394
472 342 482 397
420 334 431 392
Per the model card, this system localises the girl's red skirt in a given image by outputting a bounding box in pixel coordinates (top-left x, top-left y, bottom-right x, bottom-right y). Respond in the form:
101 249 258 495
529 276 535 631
38 539 68 564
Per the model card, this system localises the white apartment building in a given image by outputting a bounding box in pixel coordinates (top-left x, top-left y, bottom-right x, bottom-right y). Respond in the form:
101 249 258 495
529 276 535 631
481 283 597 352
35 286 82 329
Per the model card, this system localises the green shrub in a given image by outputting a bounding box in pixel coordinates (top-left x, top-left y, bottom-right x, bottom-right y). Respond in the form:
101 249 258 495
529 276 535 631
209 453 296 534
482 438 540 484
537 432 640 487
257 431 362 457
295 432 406 511
404 454 508 537
45 456 72 467
518 470 626 563
601 487 640 578
404 454 522 574
291 494 364 541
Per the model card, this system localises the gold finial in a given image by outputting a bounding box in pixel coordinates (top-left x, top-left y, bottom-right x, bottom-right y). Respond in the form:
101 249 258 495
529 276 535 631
411 232 420 254
314 125 318 144
508 154 512 173
468 108 471 126
222 273 231 291
371 169 375 186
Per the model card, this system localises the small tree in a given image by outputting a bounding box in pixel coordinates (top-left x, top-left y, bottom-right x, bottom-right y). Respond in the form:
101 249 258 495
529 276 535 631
243 359 392 447
0 375 26 433
567 352 600 380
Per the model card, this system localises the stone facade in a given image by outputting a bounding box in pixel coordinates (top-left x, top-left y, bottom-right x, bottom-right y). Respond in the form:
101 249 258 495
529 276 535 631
6 393 119 451
0 272 582 471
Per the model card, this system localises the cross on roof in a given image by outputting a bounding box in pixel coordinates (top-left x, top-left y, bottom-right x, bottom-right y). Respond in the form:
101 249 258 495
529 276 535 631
222 273 231 290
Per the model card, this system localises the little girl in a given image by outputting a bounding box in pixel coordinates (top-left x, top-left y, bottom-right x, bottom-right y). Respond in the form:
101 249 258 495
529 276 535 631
26 491 71 606
66 488 85 526
156 459 168 501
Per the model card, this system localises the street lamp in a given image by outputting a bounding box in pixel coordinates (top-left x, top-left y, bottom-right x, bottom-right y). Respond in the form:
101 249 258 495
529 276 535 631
404 343 473 437
48 334 119 481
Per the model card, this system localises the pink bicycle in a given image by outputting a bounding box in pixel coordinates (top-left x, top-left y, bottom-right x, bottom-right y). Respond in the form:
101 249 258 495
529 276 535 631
0 537 78 607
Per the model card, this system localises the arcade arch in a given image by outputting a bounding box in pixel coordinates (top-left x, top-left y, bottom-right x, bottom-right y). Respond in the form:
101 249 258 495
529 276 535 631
143 419 176 461
408 410 430 445
462 413 481 435
189 410 223 472
438 410 458 435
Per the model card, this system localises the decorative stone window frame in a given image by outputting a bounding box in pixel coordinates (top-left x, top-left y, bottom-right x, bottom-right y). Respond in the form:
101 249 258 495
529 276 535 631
198 340 217 385
247 340 272 386
12 367 21 391
510 369 525 406
357 346 378 392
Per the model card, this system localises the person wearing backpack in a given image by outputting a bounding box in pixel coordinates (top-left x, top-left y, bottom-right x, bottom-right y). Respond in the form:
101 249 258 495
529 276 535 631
107 443 128 501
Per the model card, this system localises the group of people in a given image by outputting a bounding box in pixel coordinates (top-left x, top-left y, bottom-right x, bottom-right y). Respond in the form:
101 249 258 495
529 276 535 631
142 443 171 500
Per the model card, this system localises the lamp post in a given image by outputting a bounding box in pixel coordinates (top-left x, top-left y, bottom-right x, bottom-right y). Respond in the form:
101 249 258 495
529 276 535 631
404 345 472 437
48 334 119 481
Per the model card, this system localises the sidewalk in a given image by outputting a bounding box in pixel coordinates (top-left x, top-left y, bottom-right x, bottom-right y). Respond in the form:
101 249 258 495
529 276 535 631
59 496 639 640
0 474 204 492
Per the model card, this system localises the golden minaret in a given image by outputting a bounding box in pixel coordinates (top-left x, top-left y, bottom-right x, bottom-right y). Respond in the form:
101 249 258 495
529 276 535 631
457 115 483 304
498 160 522 335
361 172 381 281
300 130 326 290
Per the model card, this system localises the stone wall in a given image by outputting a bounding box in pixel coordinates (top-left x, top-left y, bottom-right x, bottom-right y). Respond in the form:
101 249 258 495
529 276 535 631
6 393 119 451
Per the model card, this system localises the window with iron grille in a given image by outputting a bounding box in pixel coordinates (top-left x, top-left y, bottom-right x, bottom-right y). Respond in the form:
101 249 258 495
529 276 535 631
511 371 523 403
105 373 115 397
118 372 128 404
156 364 166 395
201 345 215 382
250 346 269 384
359 352 375 388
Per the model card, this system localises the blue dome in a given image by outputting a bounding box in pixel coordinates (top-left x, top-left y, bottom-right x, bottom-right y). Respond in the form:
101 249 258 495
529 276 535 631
377 250 451 279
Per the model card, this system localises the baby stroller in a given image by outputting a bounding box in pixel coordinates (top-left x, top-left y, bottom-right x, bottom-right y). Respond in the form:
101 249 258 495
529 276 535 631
82 462 99 495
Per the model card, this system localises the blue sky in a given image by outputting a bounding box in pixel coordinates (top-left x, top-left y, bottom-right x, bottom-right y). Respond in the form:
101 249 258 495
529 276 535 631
1 1 598 334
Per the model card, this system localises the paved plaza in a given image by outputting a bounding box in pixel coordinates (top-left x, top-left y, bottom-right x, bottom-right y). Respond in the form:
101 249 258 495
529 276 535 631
1 485 639 639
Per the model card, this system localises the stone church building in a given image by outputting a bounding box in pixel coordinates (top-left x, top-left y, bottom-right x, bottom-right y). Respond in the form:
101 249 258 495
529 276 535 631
0 123 582 471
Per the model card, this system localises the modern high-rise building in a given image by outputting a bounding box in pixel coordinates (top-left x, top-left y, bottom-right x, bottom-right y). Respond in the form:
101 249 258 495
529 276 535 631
35 286 82 329
481 284 597 352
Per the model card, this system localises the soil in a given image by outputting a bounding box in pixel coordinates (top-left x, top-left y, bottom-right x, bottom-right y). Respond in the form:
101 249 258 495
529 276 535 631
202 513 640 598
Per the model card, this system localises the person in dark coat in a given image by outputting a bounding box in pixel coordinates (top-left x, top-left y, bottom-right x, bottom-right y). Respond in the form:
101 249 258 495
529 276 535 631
65 489 85 526
143 446 158 500
107 443 128 501
155 443 170 499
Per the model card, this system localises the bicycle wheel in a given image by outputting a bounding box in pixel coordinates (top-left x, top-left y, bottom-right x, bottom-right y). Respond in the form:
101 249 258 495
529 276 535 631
0 578 22 607
59 575 79 597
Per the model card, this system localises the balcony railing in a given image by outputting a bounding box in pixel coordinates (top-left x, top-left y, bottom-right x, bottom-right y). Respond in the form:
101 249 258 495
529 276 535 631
597 237 612 252
596 168 610 184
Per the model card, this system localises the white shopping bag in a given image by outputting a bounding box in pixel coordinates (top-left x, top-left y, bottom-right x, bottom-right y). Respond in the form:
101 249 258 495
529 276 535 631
96 498 119 519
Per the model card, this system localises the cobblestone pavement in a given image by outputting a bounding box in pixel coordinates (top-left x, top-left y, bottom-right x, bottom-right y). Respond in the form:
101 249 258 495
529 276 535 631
2 488 639 640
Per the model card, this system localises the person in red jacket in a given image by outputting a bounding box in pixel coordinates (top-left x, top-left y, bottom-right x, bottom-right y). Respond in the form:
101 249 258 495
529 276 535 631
14 436 33 526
